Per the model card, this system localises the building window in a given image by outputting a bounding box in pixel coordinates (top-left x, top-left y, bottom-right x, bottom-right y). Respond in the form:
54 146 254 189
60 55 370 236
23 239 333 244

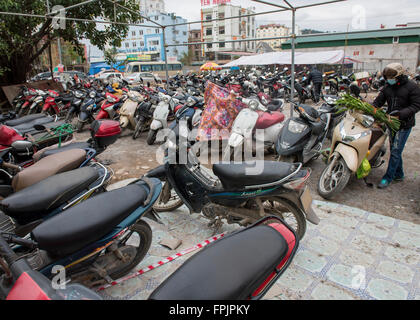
125 43 129 48
151 40 159 46
207 43 212 48
132 31 136 36
393 37 399 43
140 41 144 47
219 27 225 35
155 29 160 34
206 15 211 21
206 29 212 36
183 31 187 36
139 30 143 35
219 42 225 48
155 16 159 21
132 42 137 47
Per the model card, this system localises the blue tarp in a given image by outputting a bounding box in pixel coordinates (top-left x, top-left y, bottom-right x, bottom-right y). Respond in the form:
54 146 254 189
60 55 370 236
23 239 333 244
89 62 126 75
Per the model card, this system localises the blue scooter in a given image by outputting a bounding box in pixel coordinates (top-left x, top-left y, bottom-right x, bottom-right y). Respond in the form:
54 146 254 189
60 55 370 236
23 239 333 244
1 177 162 287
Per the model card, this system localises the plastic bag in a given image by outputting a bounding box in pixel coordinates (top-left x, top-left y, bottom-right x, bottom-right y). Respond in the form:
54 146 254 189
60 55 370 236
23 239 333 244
356 157 371 179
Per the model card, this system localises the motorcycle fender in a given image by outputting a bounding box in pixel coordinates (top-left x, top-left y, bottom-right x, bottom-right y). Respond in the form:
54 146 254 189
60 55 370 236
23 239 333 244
78 112 89 122
228 132 244 148
120 116 129 128
150 119 163 131
332 144 359 173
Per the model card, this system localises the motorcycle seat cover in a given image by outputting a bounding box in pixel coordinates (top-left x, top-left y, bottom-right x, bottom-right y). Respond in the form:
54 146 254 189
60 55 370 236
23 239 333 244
31 183 148 257
4 114 45 127
213 161 295 189
11 149 87 192
1 167 99 225
149 225 288 300
255 111 285 129
36 142 91 160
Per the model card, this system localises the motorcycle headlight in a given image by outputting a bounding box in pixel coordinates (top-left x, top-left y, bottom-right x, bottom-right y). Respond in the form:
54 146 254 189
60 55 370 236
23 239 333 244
89 91 96 98
248 100 259 110
339 122 369 142
288 120 308 133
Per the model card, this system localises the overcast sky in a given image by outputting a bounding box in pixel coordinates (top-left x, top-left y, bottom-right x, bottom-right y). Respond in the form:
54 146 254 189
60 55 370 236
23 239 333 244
164 0 420 32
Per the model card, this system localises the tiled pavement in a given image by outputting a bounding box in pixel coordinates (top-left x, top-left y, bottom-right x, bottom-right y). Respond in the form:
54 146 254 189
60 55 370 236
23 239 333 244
99 201 420 300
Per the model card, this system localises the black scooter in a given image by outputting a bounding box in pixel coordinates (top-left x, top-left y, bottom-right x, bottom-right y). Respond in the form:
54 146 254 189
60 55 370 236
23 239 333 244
276 98 344 164
75 90 105 132
147 125 319 240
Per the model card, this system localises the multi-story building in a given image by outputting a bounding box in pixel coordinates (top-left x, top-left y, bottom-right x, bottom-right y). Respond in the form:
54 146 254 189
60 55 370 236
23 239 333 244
135 0 165 15
189 29 204 62
256 24 290 51
201 4 257 61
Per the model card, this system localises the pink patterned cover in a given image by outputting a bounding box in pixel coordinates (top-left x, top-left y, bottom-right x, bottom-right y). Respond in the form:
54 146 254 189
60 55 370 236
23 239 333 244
197 82 247 141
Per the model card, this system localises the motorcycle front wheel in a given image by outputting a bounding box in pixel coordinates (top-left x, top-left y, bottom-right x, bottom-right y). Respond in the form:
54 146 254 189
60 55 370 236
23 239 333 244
147 129 157 145
317 156 351 200
108 220 152 280
132 121 144 140
153 180 183 212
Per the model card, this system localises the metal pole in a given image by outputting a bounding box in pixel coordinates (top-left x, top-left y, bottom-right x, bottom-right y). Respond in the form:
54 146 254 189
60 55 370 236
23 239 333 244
290 8 296 118
57 38 63 65
46 0 54 76
162 27 169 90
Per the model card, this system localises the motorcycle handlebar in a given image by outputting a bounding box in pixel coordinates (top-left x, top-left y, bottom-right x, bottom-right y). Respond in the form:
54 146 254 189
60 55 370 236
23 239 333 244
1 162 21 171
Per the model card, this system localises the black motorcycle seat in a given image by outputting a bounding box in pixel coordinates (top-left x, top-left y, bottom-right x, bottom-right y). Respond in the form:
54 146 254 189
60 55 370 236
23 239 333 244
31 183 148 257
4 114 45 127
149 224 288 300
12 117 55 134
38 142 91 160
1 167 99 225
213 161 295 189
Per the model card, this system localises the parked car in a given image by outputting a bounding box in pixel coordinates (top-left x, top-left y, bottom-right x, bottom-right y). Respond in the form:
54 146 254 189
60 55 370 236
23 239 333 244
124 72 161 85
29 72 53 82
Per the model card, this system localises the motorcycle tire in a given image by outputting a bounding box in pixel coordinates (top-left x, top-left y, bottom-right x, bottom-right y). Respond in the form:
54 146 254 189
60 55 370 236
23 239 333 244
109 220 152 280
76 120 85 133
261 197 307 240
132 121 144 140
317 156 351 200
153 180 184 212
65 111 74 123
147 129 157 145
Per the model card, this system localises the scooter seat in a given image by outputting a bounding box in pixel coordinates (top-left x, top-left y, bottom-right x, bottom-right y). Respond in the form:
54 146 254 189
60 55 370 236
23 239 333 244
149 224 288 300
11 149 87 192
4 114 45 127
213 161 295 189
31 183 148 257
1 167 99 225
36 142 91 160
255 111 285 129
12 117 56 135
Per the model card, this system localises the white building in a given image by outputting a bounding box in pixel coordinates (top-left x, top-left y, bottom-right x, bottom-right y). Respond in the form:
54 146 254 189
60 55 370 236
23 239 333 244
135 0 165 15
201 4 257 61
256 24 290 51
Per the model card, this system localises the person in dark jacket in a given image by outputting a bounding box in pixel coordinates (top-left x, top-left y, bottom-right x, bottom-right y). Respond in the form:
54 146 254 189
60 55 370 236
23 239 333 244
372 63 420 189
307 67 323 103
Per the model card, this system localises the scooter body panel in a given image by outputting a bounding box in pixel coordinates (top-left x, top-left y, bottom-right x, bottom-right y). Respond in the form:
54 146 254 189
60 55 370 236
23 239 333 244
276 118 312 156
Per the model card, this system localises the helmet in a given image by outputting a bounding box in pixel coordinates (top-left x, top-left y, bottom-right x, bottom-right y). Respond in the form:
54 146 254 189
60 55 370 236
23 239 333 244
383 63 405 80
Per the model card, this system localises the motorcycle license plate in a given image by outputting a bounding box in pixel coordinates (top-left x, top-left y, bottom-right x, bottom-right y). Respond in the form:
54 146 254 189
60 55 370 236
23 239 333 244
300 187 313 212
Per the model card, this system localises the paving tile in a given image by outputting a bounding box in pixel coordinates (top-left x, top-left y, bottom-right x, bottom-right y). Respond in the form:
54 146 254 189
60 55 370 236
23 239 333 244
293 249 328 273
275 266 316 293
326 264 359 289
376 261 415 284
359 222 391 239
319 223 350 242
339 248 375 268
392 231 420 250
384 246 420 266
367 279 409 300
305 236 339 256
311 282 358 300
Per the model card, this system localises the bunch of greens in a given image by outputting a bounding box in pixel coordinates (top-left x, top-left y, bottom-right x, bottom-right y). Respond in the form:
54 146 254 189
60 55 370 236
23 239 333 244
336 94 401 132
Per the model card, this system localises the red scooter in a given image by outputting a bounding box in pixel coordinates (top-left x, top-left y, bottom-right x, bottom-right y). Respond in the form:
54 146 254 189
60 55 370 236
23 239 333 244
42 90 73 116
95 92 122 120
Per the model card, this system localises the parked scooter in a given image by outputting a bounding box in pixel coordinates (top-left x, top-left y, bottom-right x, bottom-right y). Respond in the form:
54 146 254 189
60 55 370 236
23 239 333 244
223 97 285 161
95 92 123 122
119 89 144 133
151 128 319 239
318 110 388 199
0 163 111 237
0 233 102 300
76 90 105 132
147 92 177 145
65 89 86 123
149 215 298 300
1 177 162 288
132 94 159 140
276 100 341 164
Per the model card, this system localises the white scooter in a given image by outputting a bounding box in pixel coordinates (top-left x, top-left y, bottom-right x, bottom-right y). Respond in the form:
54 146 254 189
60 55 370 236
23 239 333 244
223 96 285 161
147 92 178 145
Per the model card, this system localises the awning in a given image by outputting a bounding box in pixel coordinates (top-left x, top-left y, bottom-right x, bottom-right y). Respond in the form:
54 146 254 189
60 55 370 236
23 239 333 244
223 50 345 67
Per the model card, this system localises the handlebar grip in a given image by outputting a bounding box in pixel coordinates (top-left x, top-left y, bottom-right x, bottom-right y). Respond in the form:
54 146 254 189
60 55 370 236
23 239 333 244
2 162 21 171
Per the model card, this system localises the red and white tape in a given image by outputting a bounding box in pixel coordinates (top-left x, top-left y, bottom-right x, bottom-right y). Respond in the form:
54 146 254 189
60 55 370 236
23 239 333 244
96 233 225 291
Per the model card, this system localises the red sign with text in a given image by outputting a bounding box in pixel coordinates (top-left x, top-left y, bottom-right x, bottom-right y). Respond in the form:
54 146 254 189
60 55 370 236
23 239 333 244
201 0 231 6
